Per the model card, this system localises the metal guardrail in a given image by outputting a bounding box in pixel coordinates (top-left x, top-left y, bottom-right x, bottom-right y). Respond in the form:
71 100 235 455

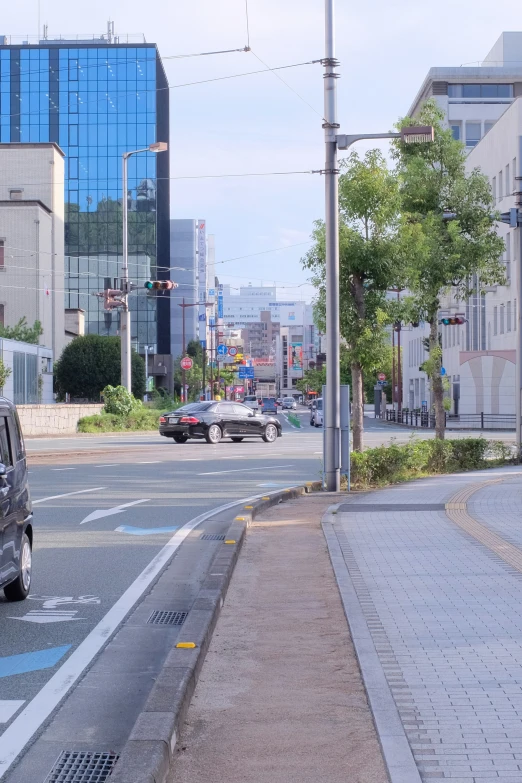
381 410 515 430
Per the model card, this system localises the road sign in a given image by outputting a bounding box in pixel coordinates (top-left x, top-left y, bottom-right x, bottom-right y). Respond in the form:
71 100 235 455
238 367 255 379
377 380 387 386
180 356 193 371
217 344 228 356
378 373 386 381
228 346 238 357
441 367 446 376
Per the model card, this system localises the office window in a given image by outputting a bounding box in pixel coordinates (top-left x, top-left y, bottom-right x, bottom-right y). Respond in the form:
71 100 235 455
465 123 481 147
0 239 4 269
494 305 498 335
507 301 512 332
499 170 503 199
484 121 495 134
0 304 4 326
513 158 517 192
450 83 513 98
500 303 505 334
450 124 461 141
492 176 496 201
515 299 517 331
506 164 510 196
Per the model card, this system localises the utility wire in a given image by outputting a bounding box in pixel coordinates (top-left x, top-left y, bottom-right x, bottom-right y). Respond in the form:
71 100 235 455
0 170 317 187
249 49 324 120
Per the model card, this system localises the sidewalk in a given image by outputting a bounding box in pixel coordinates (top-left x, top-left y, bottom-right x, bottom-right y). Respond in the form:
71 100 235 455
168 493 389 783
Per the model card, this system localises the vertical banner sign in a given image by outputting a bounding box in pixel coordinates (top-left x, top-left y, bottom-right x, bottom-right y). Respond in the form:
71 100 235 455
218 284 224 319
197 220 207 339
288 342 303 370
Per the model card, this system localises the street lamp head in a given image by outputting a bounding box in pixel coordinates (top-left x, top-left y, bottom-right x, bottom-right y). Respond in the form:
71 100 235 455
400 126 434 144
149 141 168 153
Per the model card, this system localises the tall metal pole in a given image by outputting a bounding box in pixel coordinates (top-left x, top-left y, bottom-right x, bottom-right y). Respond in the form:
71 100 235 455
323 0 340 491
121 152 132 393
202 345 206 401
517 193 522 455
145 345 149 398
181 298 186 403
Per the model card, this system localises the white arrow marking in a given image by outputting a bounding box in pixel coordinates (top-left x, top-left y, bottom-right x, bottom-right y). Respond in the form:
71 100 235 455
80 499 150 525
9 610 82 624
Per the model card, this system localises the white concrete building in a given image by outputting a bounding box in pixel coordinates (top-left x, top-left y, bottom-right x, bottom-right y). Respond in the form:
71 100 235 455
0 143 65 359
409 32 522 149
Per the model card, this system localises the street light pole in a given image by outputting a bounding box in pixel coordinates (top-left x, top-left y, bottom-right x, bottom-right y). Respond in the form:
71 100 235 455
323 0 341 491
121 142 167 393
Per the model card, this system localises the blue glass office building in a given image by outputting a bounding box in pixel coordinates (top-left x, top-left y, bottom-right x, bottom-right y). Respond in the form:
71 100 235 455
0 40 170 354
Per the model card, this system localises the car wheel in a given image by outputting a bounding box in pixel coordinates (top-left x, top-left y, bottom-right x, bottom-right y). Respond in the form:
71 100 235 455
262 423 278 443
231 437 244 442
206 424 222 444
173 435 188 443
310 418 314 426
4 533 32 602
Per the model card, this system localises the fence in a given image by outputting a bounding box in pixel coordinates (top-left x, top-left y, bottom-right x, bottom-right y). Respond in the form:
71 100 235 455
382 410 515 431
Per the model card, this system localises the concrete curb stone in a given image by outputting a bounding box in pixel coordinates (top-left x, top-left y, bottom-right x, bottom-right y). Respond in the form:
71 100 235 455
109 482 320 783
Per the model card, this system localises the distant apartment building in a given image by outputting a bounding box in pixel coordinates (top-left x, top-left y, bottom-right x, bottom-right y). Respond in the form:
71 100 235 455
170 219 198 358
0 143 65 358
241 310 280 360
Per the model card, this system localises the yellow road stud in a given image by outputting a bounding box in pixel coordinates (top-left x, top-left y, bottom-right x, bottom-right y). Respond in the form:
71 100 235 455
235 516 246 521
176 642 196 649
225 539 236 544
244 505 254 509
261 496 270 500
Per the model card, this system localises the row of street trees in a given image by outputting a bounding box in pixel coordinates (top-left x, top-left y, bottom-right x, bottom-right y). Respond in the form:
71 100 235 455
303 101 505 450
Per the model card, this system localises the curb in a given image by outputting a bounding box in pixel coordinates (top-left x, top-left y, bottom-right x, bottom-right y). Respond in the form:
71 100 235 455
109 483 319 783
322 508 422 783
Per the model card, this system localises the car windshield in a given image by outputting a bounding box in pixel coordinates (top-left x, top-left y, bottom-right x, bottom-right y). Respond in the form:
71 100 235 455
263 398 276 404
317 400 323 410
244 396 256 401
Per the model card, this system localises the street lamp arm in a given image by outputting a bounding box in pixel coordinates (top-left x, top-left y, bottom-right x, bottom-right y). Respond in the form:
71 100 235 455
336 132 401 150
122 147 151 160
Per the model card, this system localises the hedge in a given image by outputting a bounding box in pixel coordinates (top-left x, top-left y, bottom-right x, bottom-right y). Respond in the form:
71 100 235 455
350 438 514 489
78 409 161 433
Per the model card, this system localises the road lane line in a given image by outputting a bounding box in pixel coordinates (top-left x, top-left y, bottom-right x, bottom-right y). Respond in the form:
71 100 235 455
94 464 119 468
199 464 294 476
138 461 161 464
32 488 106 505
0 488 293 778
51 468 76 472
0 701 25 723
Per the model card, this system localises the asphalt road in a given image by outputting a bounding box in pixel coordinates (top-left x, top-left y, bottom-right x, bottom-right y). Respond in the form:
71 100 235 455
0 412 324 781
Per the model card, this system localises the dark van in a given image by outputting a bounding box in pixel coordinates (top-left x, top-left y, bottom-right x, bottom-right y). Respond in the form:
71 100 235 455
0 399 32 601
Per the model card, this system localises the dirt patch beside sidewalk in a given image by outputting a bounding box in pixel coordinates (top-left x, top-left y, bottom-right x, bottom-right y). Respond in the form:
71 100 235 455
168 493 388 783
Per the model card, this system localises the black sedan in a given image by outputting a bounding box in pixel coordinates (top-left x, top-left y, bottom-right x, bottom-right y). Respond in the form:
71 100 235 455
159 401 283 444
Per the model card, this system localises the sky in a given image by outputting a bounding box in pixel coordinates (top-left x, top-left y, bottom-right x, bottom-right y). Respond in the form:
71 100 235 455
3 1 521 303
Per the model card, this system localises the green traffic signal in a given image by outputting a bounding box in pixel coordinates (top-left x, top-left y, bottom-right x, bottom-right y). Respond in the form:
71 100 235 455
144 281 154 290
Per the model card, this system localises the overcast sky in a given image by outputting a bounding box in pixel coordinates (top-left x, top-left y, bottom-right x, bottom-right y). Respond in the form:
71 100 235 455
3 1 520 301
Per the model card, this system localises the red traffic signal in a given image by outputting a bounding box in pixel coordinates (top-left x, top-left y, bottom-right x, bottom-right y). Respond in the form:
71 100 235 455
104 289 122 310
439 315 467 326
144 280 179 291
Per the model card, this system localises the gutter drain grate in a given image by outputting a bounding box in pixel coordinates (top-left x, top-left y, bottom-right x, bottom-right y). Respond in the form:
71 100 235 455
201 534 226 541
45 751 119 782
147 610 188 626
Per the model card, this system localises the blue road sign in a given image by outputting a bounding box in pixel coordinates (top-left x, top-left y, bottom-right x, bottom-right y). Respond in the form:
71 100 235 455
441 367 446 376
238 367 255 379
377 380 387 386
217 344 228 356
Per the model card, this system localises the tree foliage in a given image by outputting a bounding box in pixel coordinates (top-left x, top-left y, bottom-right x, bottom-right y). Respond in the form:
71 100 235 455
55 334 145 401
393 100 505 437
0 359 11 390
0 317 43 345
102 385 142 416
303 150 404 450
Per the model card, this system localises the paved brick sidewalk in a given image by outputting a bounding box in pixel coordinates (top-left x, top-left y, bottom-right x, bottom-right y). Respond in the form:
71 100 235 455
326 466 522 783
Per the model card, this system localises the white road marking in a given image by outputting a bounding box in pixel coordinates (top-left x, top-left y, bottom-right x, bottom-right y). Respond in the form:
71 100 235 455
51 468 76 472
199 464 294 476
32 487 106 505
80 499 150 525
138 461 161 464
94 464 119 468
0 701 25 724
0 489 288 778
10 610 82 624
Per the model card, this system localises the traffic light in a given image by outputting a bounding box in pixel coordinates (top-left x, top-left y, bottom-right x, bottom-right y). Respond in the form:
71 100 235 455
439 316 467 326
144 280 179 291
104 289 122 310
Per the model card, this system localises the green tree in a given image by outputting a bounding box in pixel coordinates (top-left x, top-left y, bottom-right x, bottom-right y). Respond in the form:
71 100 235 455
303 150 404 451
55 335 145 401
296 366 326 395
174 361 203 402
0 317 43 344
393 100 505 438
0 358 11 390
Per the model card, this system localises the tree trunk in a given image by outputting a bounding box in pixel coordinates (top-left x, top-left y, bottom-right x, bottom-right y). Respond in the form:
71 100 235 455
351 361 364 451
429 318 445 440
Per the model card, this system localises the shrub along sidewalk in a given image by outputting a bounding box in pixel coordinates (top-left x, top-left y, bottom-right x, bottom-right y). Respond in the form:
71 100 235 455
350 437 514 489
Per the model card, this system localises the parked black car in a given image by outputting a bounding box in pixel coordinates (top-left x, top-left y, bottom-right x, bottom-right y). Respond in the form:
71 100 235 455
0 398 33 601
159 401 283 444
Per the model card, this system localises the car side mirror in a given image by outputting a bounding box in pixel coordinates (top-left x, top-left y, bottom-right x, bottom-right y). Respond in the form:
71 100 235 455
249 411 255 417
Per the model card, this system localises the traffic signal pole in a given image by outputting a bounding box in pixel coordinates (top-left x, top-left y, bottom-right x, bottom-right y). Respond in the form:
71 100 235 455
182 298 186 402
121 151 132 393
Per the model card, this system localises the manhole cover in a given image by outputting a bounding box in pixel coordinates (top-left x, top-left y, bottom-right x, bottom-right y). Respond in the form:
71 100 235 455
147 610 188 625
45 751 119 783
201 534 226 541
